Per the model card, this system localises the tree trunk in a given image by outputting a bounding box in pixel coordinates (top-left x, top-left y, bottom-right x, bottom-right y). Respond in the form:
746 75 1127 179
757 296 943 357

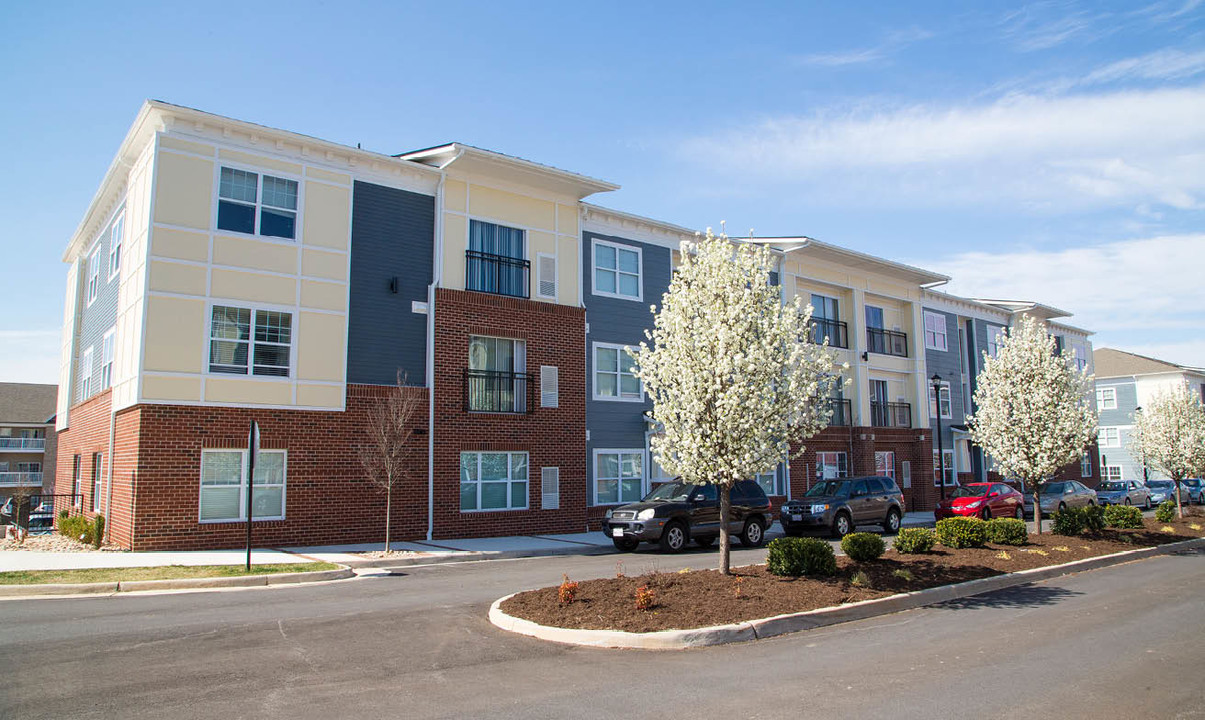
1033 484 1043 535
385 483 393 553
719 484 732 576
1175 478 1184 520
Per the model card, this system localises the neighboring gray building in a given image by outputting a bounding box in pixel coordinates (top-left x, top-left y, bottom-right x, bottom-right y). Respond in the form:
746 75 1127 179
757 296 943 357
0 382 58 503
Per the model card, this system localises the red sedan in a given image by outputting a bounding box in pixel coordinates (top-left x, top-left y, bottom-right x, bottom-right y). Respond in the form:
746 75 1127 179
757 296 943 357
934 482 1025 521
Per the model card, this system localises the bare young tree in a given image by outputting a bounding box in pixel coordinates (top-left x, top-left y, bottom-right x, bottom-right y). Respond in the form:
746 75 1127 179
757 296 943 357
5 483 38 544
357 373 422 552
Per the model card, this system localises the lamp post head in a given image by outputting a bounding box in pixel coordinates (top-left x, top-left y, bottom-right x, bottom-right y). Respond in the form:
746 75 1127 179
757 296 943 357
931 373 942 386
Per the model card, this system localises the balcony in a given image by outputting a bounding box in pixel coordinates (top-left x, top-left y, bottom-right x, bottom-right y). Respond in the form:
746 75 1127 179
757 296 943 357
465 250 530 299
0 472 44 487
809 318 849 349
0 437 45 450
464 370 532 414
866 328 908 357
871 402 912 428
827 398 852 426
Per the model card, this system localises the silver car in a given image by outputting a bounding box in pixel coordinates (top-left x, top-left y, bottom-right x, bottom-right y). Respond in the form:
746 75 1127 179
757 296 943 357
1095 480 1153 510
1146 480 1178 505
1023 480 1098 517
1179 479 1205 505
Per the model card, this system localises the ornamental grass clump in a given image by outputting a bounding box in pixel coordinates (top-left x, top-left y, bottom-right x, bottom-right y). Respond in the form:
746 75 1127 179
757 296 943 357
892 527 935 554
840 532 885 561
935 517 987 549
984 518 1028 546
766 537 836 577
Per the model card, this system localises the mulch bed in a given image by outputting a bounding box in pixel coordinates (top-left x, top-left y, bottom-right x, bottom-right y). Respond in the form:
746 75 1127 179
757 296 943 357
500 514 1205 633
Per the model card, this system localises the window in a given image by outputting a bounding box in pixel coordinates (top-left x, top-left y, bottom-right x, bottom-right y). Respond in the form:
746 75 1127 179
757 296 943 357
199 449 287 522
466 219 528 297
86 247 101 306
460 451 528 511
929 382 952 419
594 450 644 505
933 449 955 486
1095 387 1117 410
208 306 292 377
1081 452 1092 478
875 451 896 480
91 452 103 512
811 294 839 323
217 167 299 239
1103 465 1122 482
923 311 948 351
72 455 81 507
467 336 527 413
592 239 642 300
816 451 848 480
79 346 94 401
753 467 782 496
107 213 124 280
593 343 642 401
1098 426 1121 448
647 434 675 484
100 327 116 391
865 305 884 329
987 325 1005 358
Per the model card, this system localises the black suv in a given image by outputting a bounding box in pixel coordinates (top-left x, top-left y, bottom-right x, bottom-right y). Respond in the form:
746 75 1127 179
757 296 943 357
780 476 905 538
602 480 772 553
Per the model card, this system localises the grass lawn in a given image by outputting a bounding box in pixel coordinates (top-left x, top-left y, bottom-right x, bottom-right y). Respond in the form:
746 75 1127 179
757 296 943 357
0 562 339 585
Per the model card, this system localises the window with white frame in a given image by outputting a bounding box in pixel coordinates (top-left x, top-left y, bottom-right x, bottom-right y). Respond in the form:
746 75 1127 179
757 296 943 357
929 382 952 419
933 449 955 486
1098 426 1121 448
467 336 527 413
923 311 948 351
753 467 782 496
91 452 103 512
1080 452 1092 477
199 449 287 522
1103 465 1122 482
647 435 675 484
875 451 896 480
1095 387 1117 410
208 306 292 377
987 324 1005 358
86 247 101 306
107 213 124 280
79 346 94 401
594 450 644 505
100 327 116 391
592 239 642 300
816 451 848 480
460 451 528 511
217 166 299 239
72 454 81 506
593 343 642 401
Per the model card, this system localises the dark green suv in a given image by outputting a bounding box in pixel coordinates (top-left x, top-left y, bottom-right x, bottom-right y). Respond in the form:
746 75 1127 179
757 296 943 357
602 480 772 553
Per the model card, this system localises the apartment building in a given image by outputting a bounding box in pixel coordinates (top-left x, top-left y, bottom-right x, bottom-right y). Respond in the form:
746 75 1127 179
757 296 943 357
1093 348 1205 483
0 383 57 503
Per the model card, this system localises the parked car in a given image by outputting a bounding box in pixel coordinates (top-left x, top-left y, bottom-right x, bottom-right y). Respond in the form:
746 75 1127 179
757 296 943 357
1095 480 1153 509
935 482 1025 521
1146 480 1177 505
602 479 772 553
1178 479 1204 505
780 475 904 538
0 497 54 534
1023 480 1097 517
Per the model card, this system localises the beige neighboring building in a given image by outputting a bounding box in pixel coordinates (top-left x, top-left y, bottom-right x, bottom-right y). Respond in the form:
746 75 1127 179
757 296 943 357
0 382 57 502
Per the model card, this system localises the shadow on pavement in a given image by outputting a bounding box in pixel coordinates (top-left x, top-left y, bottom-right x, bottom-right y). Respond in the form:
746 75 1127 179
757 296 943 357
937 582 1082 610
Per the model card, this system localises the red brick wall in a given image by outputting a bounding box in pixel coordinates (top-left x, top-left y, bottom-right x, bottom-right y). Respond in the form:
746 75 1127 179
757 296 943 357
788 425 935 511
54 390 112 526
431 288 587 539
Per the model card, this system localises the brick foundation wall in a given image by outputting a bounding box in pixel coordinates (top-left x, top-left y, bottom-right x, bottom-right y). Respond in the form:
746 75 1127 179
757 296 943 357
789 425 936 512
54 391 112 526
431 288 587 539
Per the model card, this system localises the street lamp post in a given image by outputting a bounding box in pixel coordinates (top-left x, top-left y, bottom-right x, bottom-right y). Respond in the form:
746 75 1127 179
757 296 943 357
931 373 946 502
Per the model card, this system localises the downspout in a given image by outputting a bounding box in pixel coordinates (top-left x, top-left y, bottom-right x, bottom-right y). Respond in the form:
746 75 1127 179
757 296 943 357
104 406 116 543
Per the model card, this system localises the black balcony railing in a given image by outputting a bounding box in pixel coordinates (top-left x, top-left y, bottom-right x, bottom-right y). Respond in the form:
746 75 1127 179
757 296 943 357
871 401 912 428
465 250 529 298
827 398 853 426
809 318 849 349
866 327 908 357
464 370 532 413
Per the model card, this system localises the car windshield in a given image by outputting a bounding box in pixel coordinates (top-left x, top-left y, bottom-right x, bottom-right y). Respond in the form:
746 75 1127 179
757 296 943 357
806 480 849 497
1099 481 1126 491
642 483 693 502
1041 483 1065 495
951 485 989 498
1148 481 1173 489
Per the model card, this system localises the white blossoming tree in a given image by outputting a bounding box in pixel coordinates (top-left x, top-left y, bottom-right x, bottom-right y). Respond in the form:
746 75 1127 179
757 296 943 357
631 230 843 575
968 314 1096 534
1129 382 1205 519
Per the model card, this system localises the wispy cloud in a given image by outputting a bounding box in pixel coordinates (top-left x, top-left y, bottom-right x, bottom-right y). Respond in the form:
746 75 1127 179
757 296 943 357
795 26 934 67
0 329 59 384
1000 2 1111 51
1081 48 1205 85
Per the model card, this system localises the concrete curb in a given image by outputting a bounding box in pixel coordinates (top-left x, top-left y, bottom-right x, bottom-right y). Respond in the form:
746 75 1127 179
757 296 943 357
489 536 1205 649
347 544 616 570
0 566 354 597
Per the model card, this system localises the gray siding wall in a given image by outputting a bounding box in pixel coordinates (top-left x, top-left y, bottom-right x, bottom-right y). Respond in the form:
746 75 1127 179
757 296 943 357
347 181 435 387
922 308 965 454
1096 379 1137 427
1096 378 1140 479
74 209 123 404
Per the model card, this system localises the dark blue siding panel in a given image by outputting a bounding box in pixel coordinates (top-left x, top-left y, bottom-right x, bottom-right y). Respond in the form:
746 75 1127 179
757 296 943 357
347 181 435 386
922 307 965 454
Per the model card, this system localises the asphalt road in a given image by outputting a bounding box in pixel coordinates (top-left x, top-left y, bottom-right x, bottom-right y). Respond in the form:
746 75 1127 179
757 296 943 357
1 543 1203 720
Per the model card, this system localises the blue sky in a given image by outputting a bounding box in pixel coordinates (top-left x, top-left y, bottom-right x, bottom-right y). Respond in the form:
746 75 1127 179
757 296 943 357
2 0 1203 382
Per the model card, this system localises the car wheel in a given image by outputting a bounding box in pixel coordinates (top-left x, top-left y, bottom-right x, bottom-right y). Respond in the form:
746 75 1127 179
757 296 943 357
831 512 852 538
740 518 766 547
694 535 715 548
882 508 902 534
1145 496 1152 510
1014 506 1024 520
1124 497 1131 506
611 537 638 552
659 521 688 553
1088 500 1095 507
981 508 992 521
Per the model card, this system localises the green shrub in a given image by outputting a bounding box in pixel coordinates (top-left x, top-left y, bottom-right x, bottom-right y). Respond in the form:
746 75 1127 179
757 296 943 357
58 508 68 520
58 514 94 545
92 515 105 548
766 537 837 577
840 532 885 561
1082 504 1106 533
1051 507 1085 536
893 527 935 554
1155 500 1176 523
984 518 1028 546
935 517 987 549
1104 504 1144 529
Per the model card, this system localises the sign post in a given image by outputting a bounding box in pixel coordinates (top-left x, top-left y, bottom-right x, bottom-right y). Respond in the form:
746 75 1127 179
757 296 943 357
245 420 259 572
